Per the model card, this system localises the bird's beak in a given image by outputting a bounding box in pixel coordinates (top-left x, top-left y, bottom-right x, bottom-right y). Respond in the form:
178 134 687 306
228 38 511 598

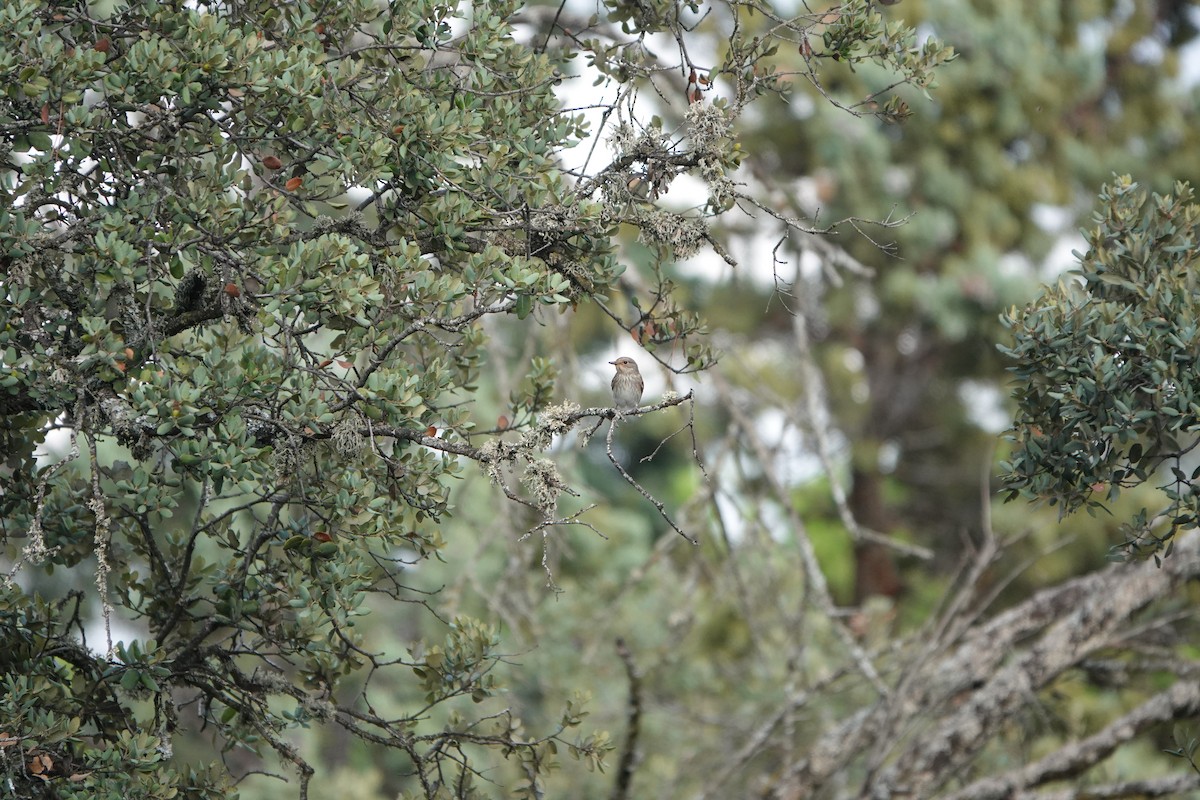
608 359 617 365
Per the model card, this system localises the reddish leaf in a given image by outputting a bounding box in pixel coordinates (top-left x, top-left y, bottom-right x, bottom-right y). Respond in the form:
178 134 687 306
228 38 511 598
29 753 53 776
313 531 332 543
425 426 437 437
262 155 283 169
223 282 241 297
94 37 110 53
497 415 509 430
40 104 50 125
285 176 303 191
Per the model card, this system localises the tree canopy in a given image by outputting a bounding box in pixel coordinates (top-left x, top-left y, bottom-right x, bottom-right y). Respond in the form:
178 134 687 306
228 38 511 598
3 1 1200 799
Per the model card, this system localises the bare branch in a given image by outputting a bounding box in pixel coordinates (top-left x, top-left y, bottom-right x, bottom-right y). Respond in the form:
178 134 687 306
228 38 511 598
944 680 1200 800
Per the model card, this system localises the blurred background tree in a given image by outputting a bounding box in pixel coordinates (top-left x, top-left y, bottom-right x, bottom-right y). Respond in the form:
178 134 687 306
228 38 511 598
722 0 1200 603
4 0 1200 799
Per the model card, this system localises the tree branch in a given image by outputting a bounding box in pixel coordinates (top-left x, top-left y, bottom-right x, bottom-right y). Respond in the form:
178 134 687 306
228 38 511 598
776 530 1200 797
944 680 1200 800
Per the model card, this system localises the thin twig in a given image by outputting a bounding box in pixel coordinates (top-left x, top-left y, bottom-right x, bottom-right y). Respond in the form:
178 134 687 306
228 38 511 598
85 428 114 657
606 414 698 544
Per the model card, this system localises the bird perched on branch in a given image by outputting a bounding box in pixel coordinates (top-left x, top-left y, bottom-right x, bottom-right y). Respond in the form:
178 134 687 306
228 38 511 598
609 357 644 413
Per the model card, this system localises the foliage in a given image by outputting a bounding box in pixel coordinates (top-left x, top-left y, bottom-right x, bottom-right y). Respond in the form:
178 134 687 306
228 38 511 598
1001 177 1200 560
0 0 952 798
0 586 230 799
4 0 1199 796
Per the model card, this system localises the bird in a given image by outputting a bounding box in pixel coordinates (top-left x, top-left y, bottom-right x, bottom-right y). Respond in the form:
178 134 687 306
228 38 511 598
609 357 644 413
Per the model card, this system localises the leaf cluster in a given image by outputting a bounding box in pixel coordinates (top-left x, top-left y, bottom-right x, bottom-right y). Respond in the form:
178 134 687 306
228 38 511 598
1000 176 1200 558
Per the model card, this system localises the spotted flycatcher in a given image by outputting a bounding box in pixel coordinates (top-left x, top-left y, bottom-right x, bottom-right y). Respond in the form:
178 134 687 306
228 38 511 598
609 357 644 412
